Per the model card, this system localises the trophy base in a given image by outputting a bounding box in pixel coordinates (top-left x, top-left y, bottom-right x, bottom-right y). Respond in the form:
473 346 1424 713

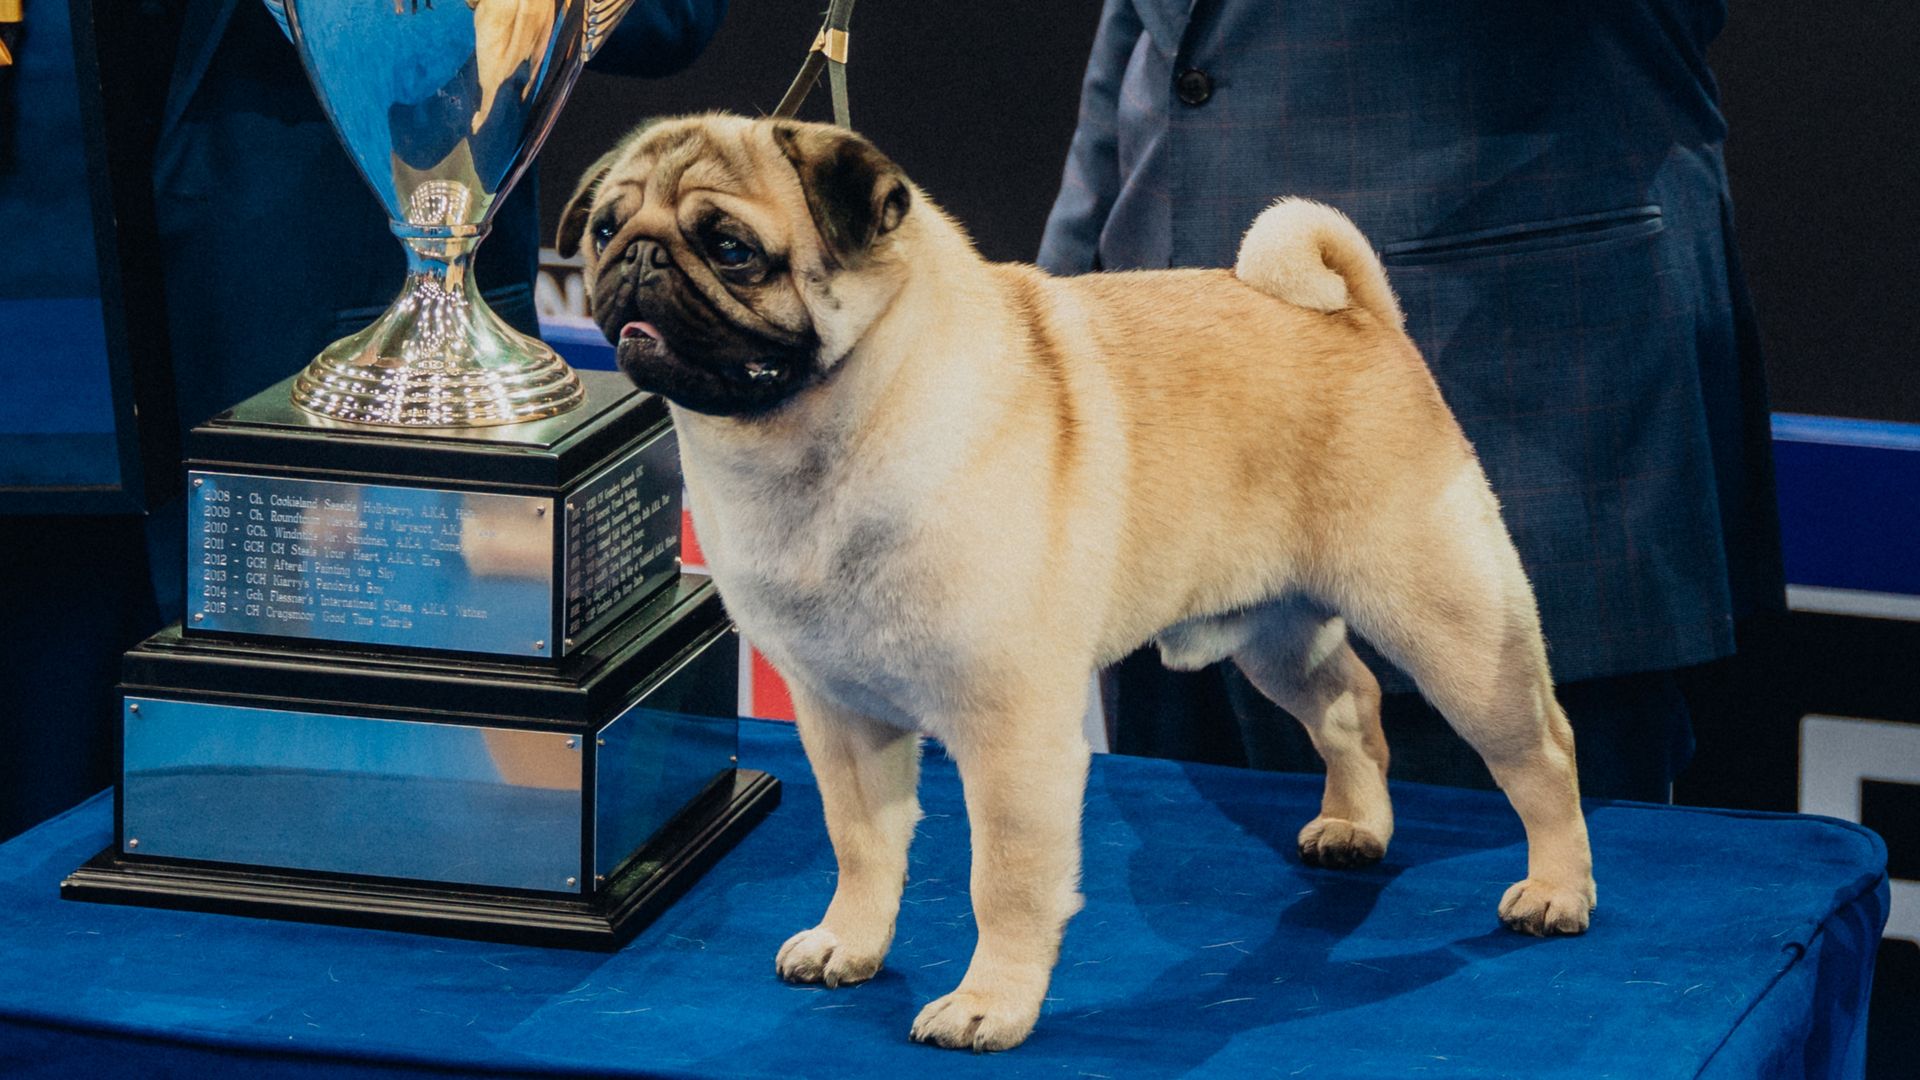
64 579 778 949
62 769 779 950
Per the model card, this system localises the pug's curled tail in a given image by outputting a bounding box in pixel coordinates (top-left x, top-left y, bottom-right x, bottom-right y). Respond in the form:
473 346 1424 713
1235 198 1404 331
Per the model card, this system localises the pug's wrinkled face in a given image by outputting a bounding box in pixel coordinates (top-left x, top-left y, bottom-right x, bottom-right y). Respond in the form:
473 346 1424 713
556 115 912 418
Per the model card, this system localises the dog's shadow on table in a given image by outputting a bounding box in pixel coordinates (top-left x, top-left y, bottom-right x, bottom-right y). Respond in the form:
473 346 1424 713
710 754 1555 1070
1028 761 1550 1069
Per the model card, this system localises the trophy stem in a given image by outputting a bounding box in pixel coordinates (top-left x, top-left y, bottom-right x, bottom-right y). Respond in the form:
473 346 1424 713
290 227 585 428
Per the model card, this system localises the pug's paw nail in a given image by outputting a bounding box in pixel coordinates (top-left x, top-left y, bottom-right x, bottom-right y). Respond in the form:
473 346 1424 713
776 926 883 987
910 988 1040 1052
1297 816 1387 869
1497 877 1596 936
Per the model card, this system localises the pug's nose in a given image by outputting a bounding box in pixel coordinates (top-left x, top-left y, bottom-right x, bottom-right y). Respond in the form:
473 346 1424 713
625 240 673 284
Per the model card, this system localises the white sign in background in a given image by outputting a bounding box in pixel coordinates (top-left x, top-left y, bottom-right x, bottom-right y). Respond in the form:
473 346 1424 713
1801 714 1920 942
537 250 593 327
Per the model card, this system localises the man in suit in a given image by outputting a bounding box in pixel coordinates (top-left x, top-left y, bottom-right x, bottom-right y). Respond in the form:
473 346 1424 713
1040 0 1782 800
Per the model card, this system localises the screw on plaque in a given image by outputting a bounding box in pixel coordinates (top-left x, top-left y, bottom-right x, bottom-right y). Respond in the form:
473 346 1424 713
535 505 546 516
192 478 203 488
533 640 546 651
128 703 140 714
566 736 580 750
126 838 140 849
191 612 204 623
566 876 578 888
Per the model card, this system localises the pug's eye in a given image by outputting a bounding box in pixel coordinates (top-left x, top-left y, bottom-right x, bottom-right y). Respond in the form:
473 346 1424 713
706 233 759 269
591 219 618 254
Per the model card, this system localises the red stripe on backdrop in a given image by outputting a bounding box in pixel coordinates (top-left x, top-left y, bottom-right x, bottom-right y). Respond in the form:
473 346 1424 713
679 504 705 571
750 646 797 721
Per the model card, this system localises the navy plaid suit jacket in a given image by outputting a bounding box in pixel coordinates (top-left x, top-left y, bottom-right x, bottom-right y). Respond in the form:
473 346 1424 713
1041 0 1782 686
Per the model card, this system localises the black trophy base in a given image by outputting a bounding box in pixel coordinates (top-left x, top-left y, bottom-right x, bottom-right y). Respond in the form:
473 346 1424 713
62 768 780 950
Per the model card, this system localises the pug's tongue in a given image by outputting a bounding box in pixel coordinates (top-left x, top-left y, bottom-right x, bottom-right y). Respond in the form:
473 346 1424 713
620 321 664 344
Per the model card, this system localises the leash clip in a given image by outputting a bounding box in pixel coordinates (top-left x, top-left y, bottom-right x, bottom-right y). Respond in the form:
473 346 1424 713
772 0 857 126
809 27 849 65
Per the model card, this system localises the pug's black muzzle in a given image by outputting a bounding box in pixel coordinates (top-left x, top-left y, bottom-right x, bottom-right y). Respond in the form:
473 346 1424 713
591 238 821 418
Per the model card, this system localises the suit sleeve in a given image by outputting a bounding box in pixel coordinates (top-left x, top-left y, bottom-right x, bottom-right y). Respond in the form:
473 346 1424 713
589 0 728 79
1036 0 1141 275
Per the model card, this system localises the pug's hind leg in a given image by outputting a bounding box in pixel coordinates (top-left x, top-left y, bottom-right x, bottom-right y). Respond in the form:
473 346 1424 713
776 686 922 988
910 684 1090 1052
1334 472 1595 936
1231 601 1392 868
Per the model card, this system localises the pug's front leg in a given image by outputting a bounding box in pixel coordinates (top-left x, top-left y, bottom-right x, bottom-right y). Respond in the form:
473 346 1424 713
911 705 1090 1052
777 687 922 988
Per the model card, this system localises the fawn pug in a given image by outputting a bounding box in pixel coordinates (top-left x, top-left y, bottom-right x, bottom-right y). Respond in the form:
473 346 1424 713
558 114 1595 1052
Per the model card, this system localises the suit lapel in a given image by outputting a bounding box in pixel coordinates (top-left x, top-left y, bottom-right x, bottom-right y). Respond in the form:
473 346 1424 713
159 0 240 142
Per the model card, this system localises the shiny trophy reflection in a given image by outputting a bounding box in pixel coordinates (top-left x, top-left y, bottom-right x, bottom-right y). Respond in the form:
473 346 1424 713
264 0 635 426
62 1 781 947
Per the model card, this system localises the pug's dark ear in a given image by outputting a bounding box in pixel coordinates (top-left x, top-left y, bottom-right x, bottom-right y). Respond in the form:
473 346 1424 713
555 147 617 259
557 122 658 258
773 124 911 263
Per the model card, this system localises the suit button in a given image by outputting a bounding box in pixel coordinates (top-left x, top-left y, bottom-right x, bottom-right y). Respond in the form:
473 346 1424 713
1175 68 1213 106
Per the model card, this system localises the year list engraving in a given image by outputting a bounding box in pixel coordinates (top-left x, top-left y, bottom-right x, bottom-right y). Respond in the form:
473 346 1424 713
563 430 683 651
188 472 556 657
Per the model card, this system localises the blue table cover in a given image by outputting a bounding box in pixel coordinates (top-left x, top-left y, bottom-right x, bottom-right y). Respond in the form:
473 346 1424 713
0 719 1887 1079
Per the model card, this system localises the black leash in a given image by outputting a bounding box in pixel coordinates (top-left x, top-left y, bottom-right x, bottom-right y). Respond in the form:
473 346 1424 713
771 0 856 127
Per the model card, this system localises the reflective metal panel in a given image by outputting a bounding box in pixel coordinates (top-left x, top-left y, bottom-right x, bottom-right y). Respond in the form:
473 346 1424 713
595 632 739 879
187 471 556 657
123 697 583 892
562 428 684 654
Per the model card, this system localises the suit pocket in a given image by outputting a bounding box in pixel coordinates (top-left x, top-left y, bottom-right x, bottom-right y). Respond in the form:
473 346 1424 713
1383 205 1664 267
1383 208 1720 637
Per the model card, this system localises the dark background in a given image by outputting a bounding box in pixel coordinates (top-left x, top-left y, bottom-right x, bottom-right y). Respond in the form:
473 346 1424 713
542 0 1920 426
1713 0 1920 424
541 0 1104 266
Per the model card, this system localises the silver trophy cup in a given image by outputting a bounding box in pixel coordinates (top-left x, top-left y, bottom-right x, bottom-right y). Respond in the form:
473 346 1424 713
263 0 634 426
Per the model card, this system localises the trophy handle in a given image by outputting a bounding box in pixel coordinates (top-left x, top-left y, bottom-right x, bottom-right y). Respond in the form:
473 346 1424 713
262 0 291 38
583 0 638 62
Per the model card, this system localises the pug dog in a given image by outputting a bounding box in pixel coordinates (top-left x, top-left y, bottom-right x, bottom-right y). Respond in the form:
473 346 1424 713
558 114 1596 1052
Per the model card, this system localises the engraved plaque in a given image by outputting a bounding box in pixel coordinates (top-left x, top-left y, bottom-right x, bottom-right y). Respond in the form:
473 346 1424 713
562 428 683 654
187 472 557 657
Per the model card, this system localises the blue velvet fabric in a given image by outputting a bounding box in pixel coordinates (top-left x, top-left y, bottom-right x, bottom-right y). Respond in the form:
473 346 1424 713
0 720 1886 1079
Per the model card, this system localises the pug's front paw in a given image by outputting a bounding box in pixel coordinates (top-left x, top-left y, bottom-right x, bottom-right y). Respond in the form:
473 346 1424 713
1297 816 1388 869
1497 877 1596 936
775 925 886 988
909 984 1043 1052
